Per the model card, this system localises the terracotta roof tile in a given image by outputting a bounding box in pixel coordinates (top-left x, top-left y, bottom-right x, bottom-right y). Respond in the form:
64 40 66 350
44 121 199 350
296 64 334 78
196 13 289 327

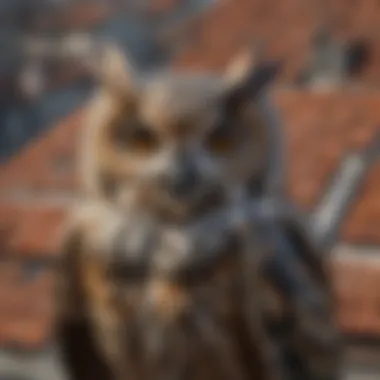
173 0 380 84
172 0 317 80
341 163 380 245
0 259 55 349
0 110 84 194
0 202 68 258
331 257 380 336
273 89 380 209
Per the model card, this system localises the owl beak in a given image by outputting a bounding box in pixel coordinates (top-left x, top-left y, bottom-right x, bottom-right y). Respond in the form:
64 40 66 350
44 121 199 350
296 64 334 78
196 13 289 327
163 156 200 200
167 165 199 200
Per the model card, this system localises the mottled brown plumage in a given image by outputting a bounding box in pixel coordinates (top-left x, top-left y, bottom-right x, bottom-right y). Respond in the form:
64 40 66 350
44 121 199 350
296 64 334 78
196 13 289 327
56 43 342 380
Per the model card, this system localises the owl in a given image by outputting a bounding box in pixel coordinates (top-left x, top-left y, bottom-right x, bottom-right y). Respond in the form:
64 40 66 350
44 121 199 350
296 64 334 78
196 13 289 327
56 44 342 380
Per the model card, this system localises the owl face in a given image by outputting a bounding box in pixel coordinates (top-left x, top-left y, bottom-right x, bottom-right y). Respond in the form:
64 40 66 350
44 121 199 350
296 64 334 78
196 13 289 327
81 45 279 222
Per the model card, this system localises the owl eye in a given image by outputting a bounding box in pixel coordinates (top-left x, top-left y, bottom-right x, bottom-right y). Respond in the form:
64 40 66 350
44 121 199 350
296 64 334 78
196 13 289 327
204 121 236 155
129 126 159 152
112 122 159 154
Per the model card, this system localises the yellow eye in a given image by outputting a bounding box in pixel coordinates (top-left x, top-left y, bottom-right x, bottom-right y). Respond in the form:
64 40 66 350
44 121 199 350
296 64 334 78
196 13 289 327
205 122 236 155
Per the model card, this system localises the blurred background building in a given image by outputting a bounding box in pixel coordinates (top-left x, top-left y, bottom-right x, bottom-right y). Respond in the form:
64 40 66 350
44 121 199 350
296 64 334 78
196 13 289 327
0 1 380 379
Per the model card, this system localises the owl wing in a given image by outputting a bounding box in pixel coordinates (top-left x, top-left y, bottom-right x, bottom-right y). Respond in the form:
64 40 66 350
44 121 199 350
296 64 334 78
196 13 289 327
260 210 343 380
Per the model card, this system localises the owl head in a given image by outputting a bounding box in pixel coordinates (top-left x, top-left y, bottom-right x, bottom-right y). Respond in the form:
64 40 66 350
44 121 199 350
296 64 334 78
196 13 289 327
79 43 284 222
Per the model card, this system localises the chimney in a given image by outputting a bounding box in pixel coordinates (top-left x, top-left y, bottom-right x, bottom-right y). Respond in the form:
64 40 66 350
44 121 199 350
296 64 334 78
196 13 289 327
302 27 347 91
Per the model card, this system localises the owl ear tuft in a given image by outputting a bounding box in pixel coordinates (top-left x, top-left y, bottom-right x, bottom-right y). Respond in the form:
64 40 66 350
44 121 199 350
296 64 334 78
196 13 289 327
224 46 258 87
83 41 139 96
223 45 281 112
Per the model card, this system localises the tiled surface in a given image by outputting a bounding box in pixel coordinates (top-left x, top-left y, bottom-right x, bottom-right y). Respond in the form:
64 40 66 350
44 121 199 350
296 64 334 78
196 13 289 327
332 255 380 335
0 202 68 258
173 0 316 81
173 0 380 84
0 259 56 349
275 90 380 212
0 110 84 194
342 163 380 244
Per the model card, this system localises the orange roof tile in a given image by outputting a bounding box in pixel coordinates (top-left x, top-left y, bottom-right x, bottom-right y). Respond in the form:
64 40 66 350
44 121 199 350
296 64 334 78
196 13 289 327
0 202 68 258
331 257 380 336
0 259 55 349
172 0 317 80
341 163 380 245
274 89 380 210
0 110 84 194
172 0 380 84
